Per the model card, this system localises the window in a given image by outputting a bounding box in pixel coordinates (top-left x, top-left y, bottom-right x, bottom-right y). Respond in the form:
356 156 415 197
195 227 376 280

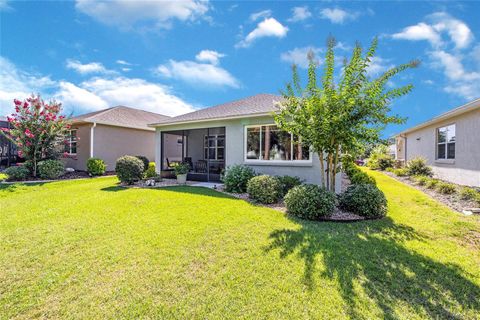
204 134 225 160
65 129 77 155
245 125 310 161
436 124 455 160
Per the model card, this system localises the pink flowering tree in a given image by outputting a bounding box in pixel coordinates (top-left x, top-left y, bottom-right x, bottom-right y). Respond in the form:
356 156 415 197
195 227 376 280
0 95 70 177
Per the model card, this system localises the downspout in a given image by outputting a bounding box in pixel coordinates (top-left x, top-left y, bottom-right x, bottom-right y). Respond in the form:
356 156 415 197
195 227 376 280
90 122 96 158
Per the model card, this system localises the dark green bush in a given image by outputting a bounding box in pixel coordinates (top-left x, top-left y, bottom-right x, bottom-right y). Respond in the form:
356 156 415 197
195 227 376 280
173 162 189 175
377 155 395 171
247 175 282 204
276 175 303 197
436 182 456 195
86 157 106 176
222 165 256 193
115 155 144 184
340 184 387 218
406 157 433 177
4 166 30 181
350 171 376 186
284 184 336 220
38 159 64 179
145 162 157 178
135 156 150 172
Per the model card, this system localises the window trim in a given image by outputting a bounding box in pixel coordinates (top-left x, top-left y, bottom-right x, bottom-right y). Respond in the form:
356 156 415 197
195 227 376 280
65 129 77 155
435 123 455 160
243 124 312 165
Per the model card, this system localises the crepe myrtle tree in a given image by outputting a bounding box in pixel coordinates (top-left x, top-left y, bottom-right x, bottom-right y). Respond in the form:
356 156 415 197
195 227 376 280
275 37 419 192
0 95 71 177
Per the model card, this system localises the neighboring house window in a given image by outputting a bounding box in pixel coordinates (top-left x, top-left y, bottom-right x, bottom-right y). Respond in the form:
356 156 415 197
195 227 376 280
436 124 455 159
65 129 77 155
204 134 225 160
245 125 310 161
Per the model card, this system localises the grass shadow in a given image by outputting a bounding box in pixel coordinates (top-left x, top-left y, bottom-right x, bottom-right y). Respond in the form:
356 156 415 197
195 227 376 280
100 186 128 192
158 186 239 200
265 216 480 319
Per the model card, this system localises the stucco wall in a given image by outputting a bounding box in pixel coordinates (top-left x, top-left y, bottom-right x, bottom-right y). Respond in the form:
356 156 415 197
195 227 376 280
155 116 342 192
402 108 480 187
63 124 91 171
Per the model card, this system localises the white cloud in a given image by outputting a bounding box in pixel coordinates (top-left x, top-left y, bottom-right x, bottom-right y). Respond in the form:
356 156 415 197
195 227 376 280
366 57 394 77
320 8 358 24
56 81 109 112
75 0 209 29
288 6 311 22
429 12 473 49
249 9 271 22
280 47 322 68
195 50 225 65
116 59 131 66
66 59 110 75
236 18 288 48
391 22 441 46
156 60 239 88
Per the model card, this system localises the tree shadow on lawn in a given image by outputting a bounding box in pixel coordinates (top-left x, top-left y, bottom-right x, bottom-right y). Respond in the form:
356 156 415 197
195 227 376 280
0 181 50 193
155 186 239 200
265 216 480 319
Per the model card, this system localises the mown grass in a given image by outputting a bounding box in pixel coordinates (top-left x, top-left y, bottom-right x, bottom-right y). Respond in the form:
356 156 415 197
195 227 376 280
1 171 479 319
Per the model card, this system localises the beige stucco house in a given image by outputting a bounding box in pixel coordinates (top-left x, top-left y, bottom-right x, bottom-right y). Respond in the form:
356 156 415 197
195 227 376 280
395 98 480 187
65 106 169 171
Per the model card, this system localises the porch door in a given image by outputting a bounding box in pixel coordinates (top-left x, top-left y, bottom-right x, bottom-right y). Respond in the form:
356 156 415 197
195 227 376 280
204 127 225 182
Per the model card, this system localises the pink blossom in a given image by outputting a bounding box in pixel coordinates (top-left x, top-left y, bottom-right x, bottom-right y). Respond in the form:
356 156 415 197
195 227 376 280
23 102 29 108
14 99 22 106
24 129 35 138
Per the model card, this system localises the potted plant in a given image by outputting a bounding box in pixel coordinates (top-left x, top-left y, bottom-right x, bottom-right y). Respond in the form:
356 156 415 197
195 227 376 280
173 162 189 184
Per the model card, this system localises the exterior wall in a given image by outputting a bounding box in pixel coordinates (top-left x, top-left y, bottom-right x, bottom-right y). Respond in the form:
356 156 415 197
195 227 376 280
155 116 342 192
400 108 480 187
63 124 91 171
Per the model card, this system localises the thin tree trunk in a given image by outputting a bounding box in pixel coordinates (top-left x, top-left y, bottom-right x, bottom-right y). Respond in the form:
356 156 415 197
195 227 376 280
319 149 325 188
331 144 340 193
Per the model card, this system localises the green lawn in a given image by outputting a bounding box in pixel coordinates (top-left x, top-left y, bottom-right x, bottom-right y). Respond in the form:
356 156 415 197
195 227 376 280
1 171 479 319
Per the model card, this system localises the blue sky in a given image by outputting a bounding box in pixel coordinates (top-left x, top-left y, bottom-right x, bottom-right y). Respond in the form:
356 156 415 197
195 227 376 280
1 0 479 137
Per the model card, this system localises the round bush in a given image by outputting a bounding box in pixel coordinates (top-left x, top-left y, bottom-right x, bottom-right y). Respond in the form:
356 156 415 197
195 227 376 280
406 157 432 177
276 175 303 197
350 171 376 186
284 184 336 220
38 159 64 179
135 155 150 172
436 182 456 194
377 155 394 171
222 165 256 193
115 155 144 184
86 157 106 176
145 162 157 178
247 175 282 204
4 166 30 181
340 184 387 218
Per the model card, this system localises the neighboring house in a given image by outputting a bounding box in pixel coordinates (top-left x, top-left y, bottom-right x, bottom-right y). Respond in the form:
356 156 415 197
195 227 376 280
396 98 480 187
149 94 341 192
0 116 21 168
66 106 170 171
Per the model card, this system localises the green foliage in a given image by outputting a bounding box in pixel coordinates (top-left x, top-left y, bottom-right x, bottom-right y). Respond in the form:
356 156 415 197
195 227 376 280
413 175 429 186
4 166 30 181
276 175 303 197
340 184 387 218
393 168 408 176
222 165 256 193
406 157 432 177
436 182 457 195
145 162 157 178
275 37 417 191
284 184 336 220
386 167 395 173
367 145 393 170
350 171 376 186
425 178 439 189
115 155 144 185
135 156 150 172
86 157 106 176
172 162 189 176
247 175 282 204
38 159 64 179
459 187 480 201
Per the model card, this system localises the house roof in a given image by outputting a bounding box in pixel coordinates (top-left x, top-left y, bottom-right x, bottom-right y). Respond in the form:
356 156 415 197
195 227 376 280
149 93 283 127
70 106 170 131
398 97 480 136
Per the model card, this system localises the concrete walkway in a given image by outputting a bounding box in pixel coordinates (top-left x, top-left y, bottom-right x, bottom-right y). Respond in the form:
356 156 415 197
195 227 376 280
190 182 224 189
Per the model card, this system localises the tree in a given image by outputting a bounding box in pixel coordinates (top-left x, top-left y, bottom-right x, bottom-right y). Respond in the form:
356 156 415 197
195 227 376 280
274 37 418 192
0 95 70 177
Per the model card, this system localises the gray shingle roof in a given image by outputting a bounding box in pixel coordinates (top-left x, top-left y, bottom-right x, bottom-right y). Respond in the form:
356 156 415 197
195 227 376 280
150 93 283 126
71 106 170 131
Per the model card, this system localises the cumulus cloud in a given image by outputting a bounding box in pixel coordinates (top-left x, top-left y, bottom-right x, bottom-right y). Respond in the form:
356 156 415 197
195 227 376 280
249 9 271 22
320 8 358 24
280 47 322 68
75 0 209 30
288 6 311 22
236 18 288 48
116 59 131 65
195 50 225 65
391 22 442 46
66 59 111 75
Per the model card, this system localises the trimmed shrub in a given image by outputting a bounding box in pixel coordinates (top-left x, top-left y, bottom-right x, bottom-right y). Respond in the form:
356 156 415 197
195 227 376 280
459 187 479 201
4 166 30 181
406 157 433 177
145 162 157 178
135 156 150 172
247 175 282 204
350 171 376 186
377 155 395 171
436 182 456 195
393 168 408 177
413 175 429 186
425 178 439 189
386 167 395 173
284 184 336 220
340 184 387 218
277 175 303 197
222 165 256 193
86 157 106 176
38 159 64 179
115 155 144 185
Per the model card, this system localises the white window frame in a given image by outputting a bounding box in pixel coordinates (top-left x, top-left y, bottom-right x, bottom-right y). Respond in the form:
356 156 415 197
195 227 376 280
204 134 225 161
65 129 77 155
244 124 312 165
436 123 455 160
